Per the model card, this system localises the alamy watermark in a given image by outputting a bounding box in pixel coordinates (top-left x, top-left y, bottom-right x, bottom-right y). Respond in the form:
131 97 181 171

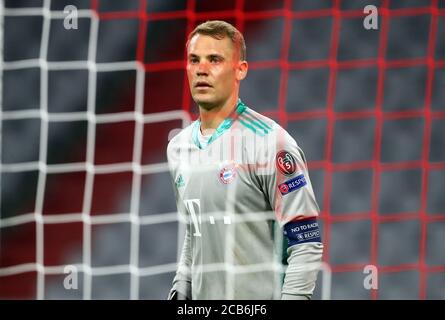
63 265 78 290
363 5 378 30
64 5 78 30
363 264 378 290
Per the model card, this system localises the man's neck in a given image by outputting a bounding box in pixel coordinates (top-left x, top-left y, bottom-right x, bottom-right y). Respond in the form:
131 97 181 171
199 96 238 132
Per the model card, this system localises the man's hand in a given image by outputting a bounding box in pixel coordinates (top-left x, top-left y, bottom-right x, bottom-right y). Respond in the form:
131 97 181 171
168 290 189 300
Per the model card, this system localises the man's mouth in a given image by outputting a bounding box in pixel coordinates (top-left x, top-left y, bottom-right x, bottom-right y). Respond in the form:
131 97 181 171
195 81 212 88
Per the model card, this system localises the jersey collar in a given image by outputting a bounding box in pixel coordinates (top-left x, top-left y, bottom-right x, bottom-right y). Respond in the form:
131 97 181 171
192 99 247 150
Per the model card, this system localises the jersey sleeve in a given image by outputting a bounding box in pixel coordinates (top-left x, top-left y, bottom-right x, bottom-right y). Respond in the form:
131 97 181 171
168 221 192 299
167 136 190 224
167 138 192 299
258 127 324 299
259 127 320 228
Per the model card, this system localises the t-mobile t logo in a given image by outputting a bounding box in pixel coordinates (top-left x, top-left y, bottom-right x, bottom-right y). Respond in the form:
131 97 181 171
184 199 202 237
183 199 232 238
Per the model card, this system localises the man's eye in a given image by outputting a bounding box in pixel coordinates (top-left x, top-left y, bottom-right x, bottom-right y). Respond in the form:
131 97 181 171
210 57 220 63
190 58 199 64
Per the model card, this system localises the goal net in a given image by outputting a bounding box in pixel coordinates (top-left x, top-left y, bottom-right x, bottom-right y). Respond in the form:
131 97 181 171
1 0 444 300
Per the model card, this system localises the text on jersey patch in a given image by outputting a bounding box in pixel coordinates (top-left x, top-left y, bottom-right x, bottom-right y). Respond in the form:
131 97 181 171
278 174 307 195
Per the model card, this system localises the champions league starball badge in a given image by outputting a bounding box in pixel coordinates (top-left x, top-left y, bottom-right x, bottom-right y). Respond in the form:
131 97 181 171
219 166 237 184
276 150 297 176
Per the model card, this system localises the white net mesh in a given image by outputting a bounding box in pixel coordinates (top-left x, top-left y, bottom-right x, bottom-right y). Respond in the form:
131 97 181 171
0 0 192 299
0 0 332 300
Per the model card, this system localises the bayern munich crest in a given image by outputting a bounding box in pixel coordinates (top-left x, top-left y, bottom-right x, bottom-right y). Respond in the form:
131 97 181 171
219 166 237 184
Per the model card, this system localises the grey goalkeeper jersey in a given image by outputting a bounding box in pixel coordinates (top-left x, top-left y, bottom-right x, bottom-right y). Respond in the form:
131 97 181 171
167 99 323 300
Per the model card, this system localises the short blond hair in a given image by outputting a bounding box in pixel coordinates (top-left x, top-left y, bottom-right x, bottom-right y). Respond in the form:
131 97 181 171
187 20 247 61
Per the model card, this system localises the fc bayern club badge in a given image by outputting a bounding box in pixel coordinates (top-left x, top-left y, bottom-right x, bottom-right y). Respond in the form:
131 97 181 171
276 150 297 176
219 166 237 184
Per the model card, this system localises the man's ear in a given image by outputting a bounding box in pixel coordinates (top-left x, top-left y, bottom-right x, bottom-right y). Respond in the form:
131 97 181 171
236 60 248 81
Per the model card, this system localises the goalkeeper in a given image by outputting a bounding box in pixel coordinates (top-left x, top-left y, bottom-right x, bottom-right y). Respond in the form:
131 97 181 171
167 20 323 300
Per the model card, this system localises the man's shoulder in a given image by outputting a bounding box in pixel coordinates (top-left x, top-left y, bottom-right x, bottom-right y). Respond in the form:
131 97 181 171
239 106 295 141
167 121 195 156
237 107 279 137
241 107 276 129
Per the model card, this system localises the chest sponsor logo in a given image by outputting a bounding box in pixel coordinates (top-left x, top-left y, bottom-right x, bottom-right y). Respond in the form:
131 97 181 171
278 174 307 195
219 166 237 184
276 150 297 176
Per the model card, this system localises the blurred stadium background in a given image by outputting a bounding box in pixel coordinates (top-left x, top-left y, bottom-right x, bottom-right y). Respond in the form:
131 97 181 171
1 0 445 299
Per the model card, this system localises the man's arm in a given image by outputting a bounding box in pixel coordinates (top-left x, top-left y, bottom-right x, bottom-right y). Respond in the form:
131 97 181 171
281 242 323 299
168 221 192 300
166 140 192 300
167 182 193 300
260 127 323 299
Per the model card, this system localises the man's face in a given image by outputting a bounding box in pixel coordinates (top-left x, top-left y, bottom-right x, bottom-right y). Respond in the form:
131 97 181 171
187 34 246 110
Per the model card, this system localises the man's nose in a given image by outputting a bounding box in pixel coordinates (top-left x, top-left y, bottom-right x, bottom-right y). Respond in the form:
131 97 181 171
196 61 209 76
